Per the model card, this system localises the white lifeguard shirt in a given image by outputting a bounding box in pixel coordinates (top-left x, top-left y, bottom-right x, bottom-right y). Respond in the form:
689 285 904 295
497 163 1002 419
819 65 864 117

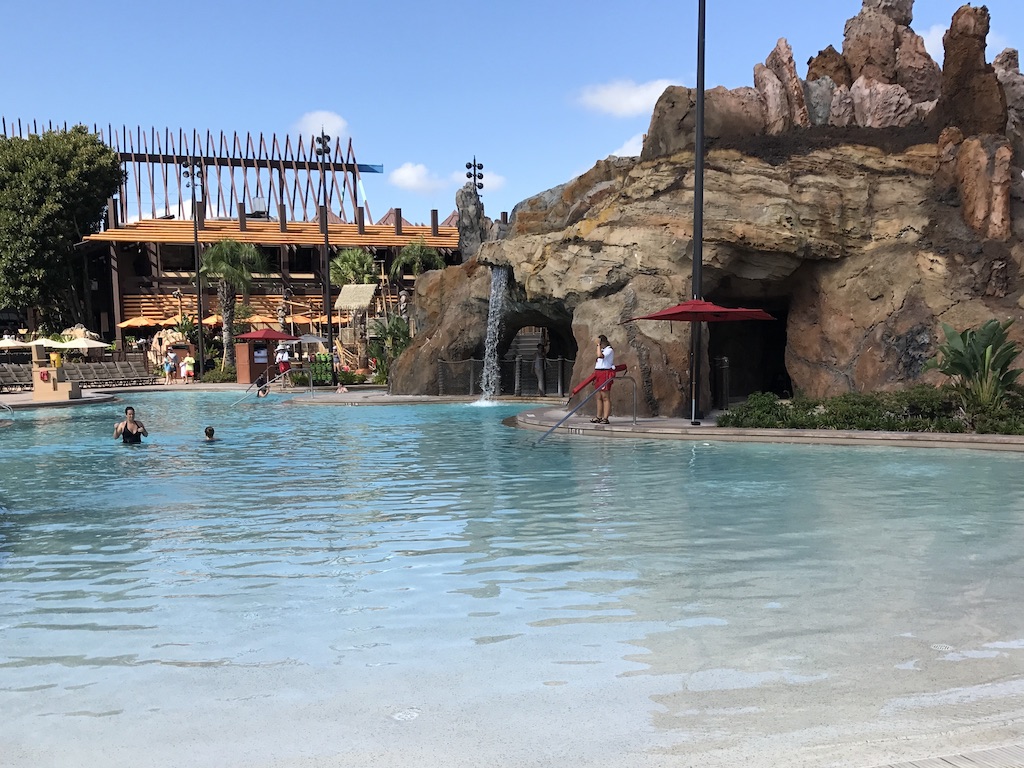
595 345 614 370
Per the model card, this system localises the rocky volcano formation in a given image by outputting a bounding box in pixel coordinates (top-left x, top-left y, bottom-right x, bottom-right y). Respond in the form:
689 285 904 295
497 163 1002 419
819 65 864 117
392 0 1024 417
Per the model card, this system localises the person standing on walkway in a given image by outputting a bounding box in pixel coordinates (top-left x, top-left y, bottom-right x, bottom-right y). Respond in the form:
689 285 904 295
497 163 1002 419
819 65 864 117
592 334 615 424
182 353 196 383
275 345 291 388
164 350 177 386
533 342 547 396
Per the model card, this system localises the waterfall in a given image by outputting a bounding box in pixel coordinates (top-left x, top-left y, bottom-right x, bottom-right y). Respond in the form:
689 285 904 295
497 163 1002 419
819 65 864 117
480 266 510 399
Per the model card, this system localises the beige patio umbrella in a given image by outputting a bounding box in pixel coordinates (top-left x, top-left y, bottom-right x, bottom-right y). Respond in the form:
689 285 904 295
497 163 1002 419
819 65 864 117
201 314 223 326
25 338 66 349
51 337 111 351
0 338 30 350
160 313 191 327
244 313 280 325
117 315 162 329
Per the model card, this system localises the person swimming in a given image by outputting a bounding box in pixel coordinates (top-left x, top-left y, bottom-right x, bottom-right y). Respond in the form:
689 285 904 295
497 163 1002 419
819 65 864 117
113 406 148 444
204 426 217 441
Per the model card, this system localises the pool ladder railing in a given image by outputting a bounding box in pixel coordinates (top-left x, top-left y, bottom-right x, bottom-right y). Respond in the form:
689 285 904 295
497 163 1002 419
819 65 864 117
231 366 294 405
535 368 637 445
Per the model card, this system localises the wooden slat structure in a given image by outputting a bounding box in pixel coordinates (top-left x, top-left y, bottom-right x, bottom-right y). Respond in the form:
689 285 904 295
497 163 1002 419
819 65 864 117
86 219 458 250
121 294 289 320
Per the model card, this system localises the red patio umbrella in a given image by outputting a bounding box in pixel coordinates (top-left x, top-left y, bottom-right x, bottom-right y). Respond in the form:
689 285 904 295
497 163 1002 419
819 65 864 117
234 328 300 341
627 298 774 323
626 298 774 423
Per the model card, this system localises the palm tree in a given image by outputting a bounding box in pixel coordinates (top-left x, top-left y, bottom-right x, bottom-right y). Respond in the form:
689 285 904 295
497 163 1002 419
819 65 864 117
330 248 377 286
200 239 270 370
389 237 445 281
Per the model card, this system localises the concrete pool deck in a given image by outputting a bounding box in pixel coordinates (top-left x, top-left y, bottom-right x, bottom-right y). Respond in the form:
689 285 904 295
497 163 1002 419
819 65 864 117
5 384 1024 452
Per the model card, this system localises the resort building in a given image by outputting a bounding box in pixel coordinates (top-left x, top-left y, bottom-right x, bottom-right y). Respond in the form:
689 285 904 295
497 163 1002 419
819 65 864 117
3 120 461 349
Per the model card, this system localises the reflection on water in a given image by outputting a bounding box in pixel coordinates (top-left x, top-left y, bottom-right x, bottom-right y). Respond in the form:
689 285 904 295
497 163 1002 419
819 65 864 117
2 393 1024 767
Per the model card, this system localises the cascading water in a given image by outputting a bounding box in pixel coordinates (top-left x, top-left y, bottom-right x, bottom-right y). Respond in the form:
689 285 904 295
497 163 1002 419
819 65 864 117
479 266 510 399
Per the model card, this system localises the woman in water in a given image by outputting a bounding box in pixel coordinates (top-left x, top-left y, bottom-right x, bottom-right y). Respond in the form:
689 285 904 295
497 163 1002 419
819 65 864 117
113 406 148 443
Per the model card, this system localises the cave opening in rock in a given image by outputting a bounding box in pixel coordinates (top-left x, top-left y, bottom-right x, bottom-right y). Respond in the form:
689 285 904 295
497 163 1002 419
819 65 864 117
706 298 792 403
472 308 578 396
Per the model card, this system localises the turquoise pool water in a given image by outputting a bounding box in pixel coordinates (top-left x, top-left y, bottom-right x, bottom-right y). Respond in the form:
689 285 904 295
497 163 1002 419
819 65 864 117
2 392 1024 768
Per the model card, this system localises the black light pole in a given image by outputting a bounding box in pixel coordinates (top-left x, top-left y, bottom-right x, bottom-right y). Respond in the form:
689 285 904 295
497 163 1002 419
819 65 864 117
688 0 707 425
466 157 484 193
315 129 335 381
182 157 205 380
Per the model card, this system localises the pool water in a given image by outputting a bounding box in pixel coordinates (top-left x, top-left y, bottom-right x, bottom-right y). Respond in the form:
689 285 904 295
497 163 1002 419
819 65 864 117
2 392 1024 768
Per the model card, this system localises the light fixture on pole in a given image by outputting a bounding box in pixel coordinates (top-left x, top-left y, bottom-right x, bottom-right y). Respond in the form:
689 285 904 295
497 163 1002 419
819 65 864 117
315 129 335 382
182 156 205 380
171 288 183 318
688 0 707 425
466 157 484 192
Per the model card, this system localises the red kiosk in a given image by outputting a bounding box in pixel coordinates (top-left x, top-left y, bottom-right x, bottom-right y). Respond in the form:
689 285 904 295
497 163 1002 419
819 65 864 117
234 329 299 385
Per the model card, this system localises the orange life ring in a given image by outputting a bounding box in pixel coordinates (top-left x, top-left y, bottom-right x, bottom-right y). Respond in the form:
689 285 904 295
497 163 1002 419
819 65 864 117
39 369 49 382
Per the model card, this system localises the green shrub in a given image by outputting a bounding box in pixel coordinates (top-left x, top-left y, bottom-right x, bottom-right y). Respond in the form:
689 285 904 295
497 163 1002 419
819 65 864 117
336 370 366 386
201 366 237 383
716 387 971 432
716 392 790 428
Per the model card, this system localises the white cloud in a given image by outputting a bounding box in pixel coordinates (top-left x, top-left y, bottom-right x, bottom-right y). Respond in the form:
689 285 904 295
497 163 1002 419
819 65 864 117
450 169 506 191
292 111 349 142
920 23 1014 67
390 162 448 194
989 31 1012 58
921 24 946 63
610 133 644 158
578 78 674 117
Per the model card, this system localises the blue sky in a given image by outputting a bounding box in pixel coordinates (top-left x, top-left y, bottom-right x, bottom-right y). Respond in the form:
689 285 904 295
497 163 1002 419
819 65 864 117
2 0 1023 224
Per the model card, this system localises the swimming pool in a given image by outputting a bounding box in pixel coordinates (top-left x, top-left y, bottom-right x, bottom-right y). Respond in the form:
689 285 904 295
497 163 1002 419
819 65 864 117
2 392 1024 767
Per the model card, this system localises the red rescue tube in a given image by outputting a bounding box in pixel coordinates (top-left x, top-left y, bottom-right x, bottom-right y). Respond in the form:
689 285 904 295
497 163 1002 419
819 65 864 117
570 364 626 396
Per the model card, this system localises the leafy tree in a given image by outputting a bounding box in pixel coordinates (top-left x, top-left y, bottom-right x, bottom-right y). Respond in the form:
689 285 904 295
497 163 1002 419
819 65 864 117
232 302 254 334
200 240 270 369
389 237 445 280
330 248 376 285
926 319 1023 418
0 126 123 328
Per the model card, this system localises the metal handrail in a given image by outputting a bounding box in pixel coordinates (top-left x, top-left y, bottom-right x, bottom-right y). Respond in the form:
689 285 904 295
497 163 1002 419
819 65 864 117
231 365 288 405
535 371 636 445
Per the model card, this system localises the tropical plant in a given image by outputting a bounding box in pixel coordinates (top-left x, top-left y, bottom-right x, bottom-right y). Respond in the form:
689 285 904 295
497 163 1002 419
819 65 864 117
368 315 411 383
389 237 445 280
200 240 270 369
174 315 198 345
0 126 123 327
925 319 1023 417
330 248 376 285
